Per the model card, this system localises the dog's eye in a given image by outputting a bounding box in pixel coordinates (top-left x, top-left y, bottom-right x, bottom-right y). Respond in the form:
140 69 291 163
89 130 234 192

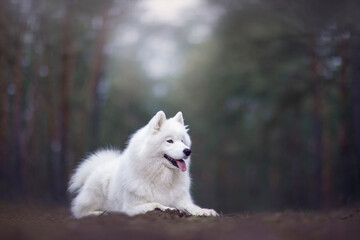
181 139 184 143
167 139 174 143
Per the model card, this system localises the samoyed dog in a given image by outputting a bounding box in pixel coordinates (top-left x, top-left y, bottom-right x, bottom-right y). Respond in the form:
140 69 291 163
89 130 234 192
68 111 217 218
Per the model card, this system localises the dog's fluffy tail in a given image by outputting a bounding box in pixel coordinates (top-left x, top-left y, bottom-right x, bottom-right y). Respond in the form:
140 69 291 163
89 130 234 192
68 149 121 194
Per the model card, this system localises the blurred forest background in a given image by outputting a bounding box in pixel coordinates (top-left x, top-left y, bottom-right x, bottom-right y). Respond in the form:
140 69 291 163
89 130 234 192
1 0 360 213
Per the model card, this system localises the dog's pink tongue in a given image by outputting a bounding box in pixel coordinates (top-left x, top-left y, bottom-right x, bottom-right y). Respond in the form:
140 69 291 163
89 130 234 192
176 160 187 172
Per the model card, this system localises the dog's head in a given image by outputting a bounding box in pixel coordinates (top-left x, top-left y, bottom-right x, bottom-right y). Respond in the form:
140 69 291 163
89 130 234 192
147 111 192 172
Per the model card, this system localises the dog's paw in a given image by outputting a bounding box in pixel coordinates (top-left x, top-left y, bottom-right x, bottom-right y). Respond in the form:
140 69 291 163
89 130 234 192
188 207 218 217
155 206 176 212
88 211 106 216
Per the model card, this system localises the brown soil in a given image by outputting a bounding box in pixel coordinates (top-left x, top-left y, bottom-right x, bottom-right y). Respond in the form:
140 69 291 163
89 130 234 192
0 202 359 240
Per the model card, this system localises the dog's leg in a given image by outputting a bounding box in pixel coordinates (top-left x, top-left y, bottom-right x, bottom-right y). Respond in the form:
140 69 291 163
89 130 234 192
72 188 104 218
125 202 175 216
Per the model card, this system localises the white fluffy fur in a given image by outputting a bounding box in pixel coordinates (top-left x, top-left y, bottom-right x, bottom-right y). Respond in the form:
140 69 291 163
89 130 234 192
69 111 217 218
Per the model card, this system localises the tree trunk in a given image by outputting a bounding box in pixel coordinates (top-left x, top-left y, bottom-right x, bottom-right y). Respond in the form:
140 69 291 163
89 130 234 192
290 107 304 207
307 30 323 207
23 38 42 196
74 7 111 164
11 17 26 196
87 8 110 150
41 20 60 200
58 1 74 202
0 2 10 196
338 38 353 204
215 130 229 213
350 35 360 197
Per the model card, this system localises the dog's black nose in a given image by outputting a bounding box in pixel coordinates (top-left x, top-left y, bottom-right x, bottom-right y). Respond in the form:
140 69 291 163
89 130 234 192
183 148 191 156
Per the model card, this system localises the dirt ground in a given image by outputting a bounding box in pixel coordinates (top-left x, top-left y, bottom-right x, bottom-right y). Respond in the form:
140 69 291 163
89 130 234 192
0 202 359 240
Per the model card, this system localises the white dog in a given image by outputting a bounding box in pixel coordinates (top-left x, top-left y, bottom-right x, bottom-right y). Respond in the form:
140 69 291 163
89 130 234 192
68 111 218 218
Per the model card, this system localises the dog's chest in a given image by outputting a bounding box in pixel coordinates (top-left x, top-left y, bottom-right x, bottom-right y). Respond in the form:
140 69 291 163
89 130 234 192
149 182 183 205
146 174 186 205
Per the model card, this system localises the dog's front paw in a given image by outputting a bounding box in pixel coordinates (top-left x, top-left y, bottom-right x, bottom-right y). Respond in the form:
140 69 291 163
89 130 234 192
188 207 218 217
155 206 176 212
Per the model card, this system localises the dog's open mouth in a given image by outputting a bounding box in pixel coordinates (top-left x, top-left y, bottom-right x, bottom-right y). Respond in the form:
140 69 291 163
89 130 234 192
164 154 187 172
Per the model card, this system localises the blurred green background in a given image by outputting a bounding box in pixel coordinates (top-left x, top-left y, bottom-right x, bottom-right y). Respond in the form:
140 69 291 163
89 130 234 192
1 0 360 213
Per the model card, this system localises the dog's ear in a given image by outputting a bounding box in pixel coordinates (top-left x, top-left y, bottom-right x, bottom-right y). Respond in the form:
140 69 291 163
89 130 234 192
173 111 184 125
149 111 166 131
